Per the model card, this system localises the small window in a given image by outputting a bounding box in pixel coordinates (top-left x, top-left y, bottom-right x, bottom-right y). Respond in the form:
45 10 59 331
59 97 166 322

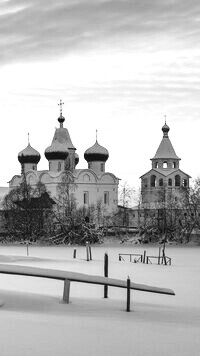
32 165 36 170
104 191 109 205
143 178 148 188
159 178 163 186
101 163 104 172
49 162 52 170
150 175 156 187
173 162 176 168
155 162 158 168
175 175 181 186
183 179 187 187
58 162 62 172
88 163 91 169
83 191 89 205
168 178 172 186
163 162 168 168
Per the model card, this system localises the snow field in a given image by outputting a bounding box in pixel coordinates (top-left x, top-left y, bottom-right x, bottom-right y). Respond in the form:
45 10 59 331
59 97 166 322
0 245 199 356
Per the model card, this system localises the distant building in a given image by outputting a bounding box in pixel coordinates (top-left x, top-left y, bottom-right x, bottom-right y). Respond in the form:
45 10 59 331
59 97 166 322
8 105 119 216
119 122 191 230
140 122 190 208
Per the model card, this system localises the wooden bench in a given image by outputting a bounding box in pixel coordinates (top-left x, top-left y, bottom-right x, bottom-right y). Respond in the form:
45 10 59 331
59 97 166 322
0 264 175 308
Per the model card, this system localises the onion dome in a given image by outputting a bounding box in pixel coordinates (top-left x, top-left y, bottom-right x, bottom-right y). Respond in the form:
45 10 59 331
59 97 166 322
45 139 69 160
75 152 79 166
18 144 41 164
84 140 109 162
58 115 65 127
162 122 170 137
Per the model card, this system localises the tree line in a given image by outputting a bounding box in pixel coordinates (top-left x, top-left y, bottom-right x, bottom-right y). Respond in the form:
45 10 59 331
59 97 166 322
1 177 200 244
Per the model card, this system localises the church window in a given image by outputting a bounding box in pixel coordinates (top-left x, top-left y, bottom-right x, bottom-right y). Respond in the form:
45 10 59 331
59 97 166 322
155 162 158 168
101 163 104 172
58 162 62 172
143 178 148 188
83 191 89 205
104 191 109 205
168 178 172 186
88 163 91 169
175 175 181 186
150 175 156 187
159 178 163 186
49 162 52 170
163 161 168 168
32 165 36 170
183 179 187 187
173 162 176 168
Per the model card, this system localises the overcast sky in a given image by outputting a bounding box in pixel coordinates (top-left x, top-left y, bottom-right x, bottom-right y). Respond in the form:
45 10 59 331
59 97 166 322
0 0 200 190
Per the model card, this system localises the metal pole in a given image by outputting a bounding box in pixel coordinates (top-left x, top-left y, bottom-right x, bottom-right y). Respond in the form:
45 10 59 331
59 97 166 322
104 253 108 298
126 276 131 312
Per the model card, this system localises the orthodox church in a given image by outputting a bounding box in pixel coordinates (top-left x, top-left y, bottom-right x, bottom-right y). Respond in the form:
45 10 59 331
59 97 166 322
9 102 119 214
140 122 190 208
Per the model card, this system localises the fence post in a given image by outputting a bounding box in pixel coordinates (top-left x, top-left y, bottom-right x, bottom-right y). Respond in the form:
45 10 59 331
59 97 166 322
104 252 108 298
26 242 29 257
143 250 146 264
73 249 76 259
86 241 90 261
89 246 92 261
63 279 70 303
158 247 161 265
126 276 131 312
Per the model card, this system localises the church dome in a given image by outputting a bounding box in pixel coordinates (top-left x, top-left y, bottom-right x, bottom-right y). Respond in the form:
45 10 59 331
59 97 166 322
84 141 109 162
75 152 79 166
18 144 41 164
162 122 170 136
45 139 69 161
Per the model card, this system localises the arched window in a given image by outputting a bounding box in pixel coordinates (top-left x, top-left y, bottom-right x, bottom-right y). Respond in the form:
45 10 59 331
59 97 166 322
183 179 187 187
175 175 180 186
159 178 163 186
163 161 168 168
150 175 156 187
168 178 172 186
155 162 158 168
173 162 176 168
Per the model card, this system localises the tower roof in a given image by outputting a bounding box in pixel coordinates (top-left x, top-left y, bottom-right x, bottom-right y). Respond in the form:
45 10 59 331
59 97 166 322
18 144 41 164
44 139 69 161
151 123 180 160
45 100 76 161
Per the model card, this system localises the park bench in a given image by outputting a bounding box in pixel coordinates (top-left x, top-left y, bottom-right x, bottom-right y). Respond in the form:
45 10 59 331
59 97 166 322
0 264 175 310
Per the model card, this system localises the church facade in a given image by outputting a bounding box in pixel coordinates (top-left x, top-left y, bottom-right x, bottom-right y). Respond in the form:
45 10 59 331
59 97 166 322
9 105 119 215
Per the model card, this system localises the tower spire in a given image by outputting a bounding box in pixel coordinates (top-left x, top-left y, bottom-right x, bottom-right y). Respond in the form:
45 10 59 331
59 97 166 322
96 129 98 142
28 132 30 145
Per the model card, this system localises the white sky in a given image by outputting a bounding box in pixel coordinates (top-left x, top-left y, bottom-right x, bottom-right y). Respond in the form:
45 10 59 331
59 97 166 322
0 0 200 189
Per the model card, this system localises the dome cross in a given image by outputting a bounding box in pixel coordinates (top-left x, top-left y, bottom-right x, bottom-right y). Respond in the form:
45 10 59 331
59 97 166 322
58 99 64 117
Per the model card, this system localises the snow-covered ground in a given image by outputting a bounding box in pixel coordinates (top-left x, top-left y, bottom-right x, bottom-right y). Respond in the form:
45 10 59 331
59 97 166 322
0 244 199 356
